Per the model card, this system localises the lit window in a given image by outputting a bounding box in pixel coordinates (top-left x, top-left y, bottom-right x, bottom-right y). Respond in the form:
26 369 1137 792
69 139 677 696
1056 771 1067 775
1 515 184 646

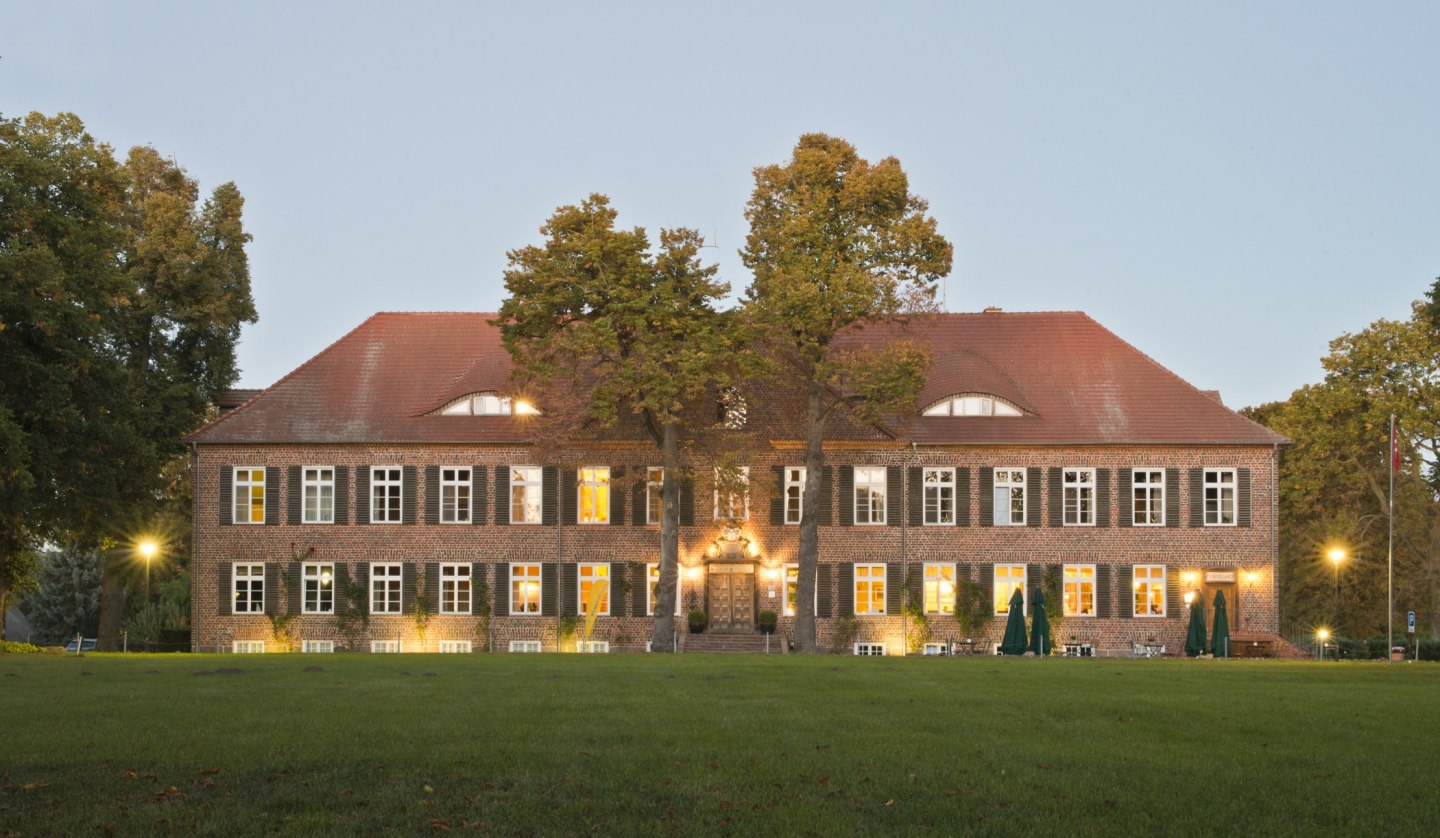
924 563 956 615
1205 469 1236 526
646 468 663 525
578 467 610 525
784 467 806 525
993 469 1026 526
854 467 886 525
1133 469 1164 526
714 467 749 520
303 467 334 523
783 563 818 617
646 563 680 616
371 467 402 524
579 563 610 615
370 563 402 614
233 467 265 524
510 466 542 525
1063 468 1095 526
233 563 264 614
440 467 472 523
854 563 887 615
303 563 335 614
1063 565 1096 617
923 468 954 525
922 394 1022 417
440 564 471 614
1134 565 1166 616
994 564 1026 615
511 563 542 613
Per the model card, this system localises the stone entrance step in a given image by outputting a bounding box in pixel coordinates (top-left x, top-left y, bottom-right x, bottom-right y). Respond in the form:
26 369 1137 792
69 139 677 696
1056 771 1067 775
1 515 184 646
682 632 778 654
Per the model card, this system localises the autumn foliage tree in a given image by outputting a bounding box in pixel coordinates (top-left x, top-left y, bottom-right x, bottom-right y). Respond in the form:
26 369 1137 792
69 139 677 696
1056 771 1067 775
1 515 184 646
741 135 953 652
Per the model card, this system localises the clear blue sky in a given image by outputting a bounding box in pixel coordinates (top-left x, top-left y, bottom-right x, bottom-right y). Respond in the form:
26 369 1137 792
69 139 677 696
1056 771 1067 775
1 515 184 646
5 1 1438 409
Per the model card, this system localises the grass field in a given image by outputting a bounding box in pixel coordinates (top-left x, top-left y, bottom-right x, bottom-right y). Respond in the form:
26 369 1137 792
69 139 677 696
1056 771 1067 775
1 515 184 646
1 653 1436 836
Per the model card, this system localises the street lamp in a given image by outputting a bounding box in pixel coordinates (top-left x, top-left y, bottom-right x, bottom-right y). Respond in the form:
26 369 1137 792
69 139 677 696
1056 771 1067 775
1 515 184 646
1327 547 1347 626
137 539 159 601
1317 628 1330 661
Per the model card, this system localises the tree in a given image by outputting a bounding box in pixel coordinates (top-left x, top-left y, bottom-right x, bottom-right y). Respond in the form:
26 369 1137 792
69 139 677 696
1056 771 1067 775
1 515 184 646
23 544 103 643
740 134 952 652
0 112 255 644
497 195 742 650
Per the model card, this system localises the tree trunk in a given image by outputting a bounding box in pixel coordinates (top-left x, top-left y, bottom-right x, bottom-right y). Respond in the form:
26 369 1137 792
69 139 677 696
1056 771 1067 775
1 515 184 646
793 381 827 653
96 557 127 652
650 421 681 652
0 580 8 641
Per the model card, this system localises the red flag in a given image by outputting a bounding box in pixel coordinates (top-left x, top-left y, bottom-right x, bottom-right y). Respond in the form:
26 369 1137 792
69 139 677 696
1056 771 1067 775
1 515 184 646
1391 415 1400 473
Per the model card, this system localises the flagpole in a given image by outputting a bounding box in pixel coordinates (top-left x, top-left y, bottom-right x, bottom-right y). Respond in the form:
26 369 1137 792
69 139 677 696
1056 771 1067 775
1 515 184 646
1388 414 1396 664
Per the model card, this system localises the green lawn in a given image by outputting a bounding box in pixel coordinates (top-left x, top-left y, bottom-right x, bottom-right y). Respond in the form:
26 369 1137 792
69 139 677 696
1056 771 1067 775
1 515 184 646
1 653 1435 836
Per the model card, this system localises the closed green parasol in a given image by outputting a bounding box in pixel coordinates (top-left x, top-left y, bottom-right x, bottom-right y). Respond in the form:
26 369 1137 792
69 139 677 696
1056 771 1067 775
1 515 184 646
1211 590 1230 658
1029 585 1053 656
999 587 1028 655
1184 596 1207 657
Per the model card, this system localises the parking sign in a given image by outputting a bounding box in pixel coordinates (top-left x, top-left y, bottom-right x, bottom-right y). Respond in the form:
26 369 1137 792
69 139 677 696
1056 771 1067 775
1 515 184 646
1408 611 1416 633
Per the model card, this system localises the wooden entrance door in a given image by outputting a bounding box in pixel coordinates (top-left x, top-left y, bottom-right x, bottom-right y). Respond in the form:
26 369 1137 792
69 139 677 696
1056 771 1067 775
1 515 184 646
1202 571 1240 633
707 565 755 630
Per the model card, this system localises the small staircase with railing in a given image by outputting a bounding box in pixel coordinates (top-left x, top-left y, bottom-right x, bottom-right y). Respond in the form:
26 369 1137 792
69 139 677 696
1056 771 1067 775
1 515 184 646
682 631 777 654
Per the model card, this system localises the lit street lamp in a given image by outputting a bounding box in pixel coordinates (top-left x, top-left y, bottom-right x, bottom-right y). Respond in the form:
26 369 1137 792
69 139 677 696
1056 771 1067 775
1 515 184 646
1317 628 1331 661
1327 547 1347 626
137 539 159 601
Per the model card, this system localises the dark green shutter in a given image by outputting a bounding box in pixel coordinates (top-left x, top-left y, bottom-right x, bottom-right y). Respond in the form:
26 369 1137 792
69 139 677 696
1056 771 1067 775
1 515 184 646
401 465 417 524
334 466 349 525
1096 468 1111 527
907 467 923 527
956 467 971 526
494 465 509 525
264 467 280 526
886 466 902 527
219 465 233 525
472 466 488 525
629 562 647 616
425 466 440 524
541 566 557 617
561 468 577 524
1189 468 1204 527
1026 467 1042 527
837 564 854 616
264 564 281 615
838 466 854 526
609 467 625 525
287 466 303 525
493 564 510 616
561 564 578 617
631 476 647 526
354 563 369 610
402 563 416 613
288 562 302 614
679 477 695 526
816 564 833 617
770 465 785 525
1166 567 1182 618
1048 468 1063 527
218 563 232 615
981 565 995 613
334 564 349 613
355 465 371 525
978 467 994 526
1117 565 1134 617
608 563 625 615
542 466 559 526
1118 469 1133 527
1237 468 1252 527
1096 565 1112 618
818 466 833 525
887 563 904 614
1164 468 1179 528
1027 564 1042 606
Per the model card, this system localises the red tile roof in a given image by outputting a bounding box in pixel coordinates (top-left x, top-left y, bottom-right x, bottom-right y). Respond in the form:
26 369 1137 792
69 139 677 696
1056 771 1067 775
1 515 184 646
188 311 1285 446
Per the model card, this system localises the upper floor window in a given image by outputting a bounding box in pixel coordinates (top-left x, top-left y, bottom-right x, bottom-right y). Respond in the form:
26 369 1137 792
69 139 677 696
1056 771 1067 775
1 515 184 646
714 467 749 521
233 467 266 524
1132 469 1164 526
922 393 1022 417
1063 468 1095 526
510 466 542 525
371 467 402 524
303 467 334 524
784 467 806 525
854 467 887 525
646 467 663 525
719 386 747 429
440 467 471 524
1205 469 1236 526
923 467 954 525
993 469 1026 526
439 391 539 416
578 467 610 524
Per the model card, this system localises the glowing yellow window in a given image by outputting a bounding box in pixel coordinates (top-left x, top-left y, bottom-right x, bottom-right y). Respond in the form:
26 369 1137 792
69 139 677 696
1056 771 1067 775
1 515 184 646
234 468 266 524
924 563 955 615
579 467 610 524
511 564 542 613
854 564 886 615
1063 565 1096 616
579 563 609 615
994 564 1026 615
1134 565 1166 617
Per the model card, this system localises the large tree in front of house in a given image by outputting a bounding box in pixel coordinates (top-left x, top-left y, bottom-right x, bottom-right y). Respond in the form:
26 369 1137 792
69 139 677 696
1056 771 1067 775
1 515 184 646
741 134 953 653
497 195 740 651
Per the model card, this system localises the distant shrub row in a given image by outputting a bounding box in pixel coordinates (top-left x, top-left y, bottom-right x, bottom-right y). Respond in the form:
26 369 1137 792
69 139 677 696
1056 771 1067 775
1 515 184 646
1327 637 1440 661
0 641 47 655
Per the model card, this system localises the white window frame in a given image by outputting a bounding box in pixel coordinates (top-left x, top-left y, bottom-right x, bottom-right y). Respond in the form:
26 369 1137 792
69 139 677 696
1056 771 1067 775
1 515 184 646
1204 469 1237 526
578 563 610 616
1063 564 1097 617
440 563 471 614
784 467 806 525
993 468 1026 526
370 466 403 524
233 563 265 614
370 562 402 615
233 467 266 524
439 466 472 524
439 640 472 654
510 563 542 614
923 562 956 615
923 467 955 526
783 563 818 617
1132 468 1165 526
232 640 265 654
1063 468 1096 526
713 466 749 521
854 563 887 616
1134 564 1167 617
302 562 335 615
994 564 1027 616
854 642 887 656
854 467 887 525
509 640 543 653
646 467 663 525
578 467 610 525
302 639 334 654
577 640 609 654
646 563 681 616
510 466 543 525
302 467 335 524
922 394 1023 417
371 640 402 653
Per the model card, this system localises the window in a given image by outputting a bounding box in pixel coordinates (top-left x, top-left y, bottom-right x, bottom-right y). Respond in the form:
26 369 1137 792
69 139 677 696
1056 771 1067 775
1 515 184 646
1132 469 1164 526
993 469 1026 526
440 467 472 523
233 563 264 614
232 640 265 654
994 564 1026 615
302 640 334 654
923 468 955 525
783 563 818 617
439 391 539 416
646 467 663 525
510 466 542 524
854 563 887 615
784 467 806 525
1134 565 1166 616
509 640 543 653
440 564 471 614
577 641 609 653
579 563 610 615
1205 469 1236 526
371 467 402 523
511 563 542 613
233 467 266 524
854 467 887 525
922 394 1022 417
303 467 334 523
578 467 610 524
371 640 402 653
923 563 956 615
370 563 402 614
714 466 749 520
854 642 887 656
439 640 472 654
646 563 680 616
1063 565 1096 617
1063 468 1095 526
303 563 335 614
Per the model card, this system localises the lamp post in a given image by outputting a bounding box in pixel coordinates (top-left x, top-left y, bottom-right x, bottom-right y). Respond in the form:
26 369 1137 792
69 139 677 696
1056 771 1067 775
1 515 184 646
137 539 159 602
1327 547 1347 628
1317 628 1330 661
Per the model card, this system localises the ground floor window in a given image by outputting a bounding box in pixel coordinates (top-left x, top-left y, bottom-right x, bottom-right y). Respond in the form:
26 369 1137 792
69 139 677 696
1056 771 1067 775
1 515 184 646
646 563 680 616
1134 565 1166 616
994 564 1026 615
302 640 334 653
579 563 610 615
1063 564 1096 617
854 563 886 615
924 563 956 615
439 640 472 653
854 642 887 656
440 564 471 614
233 563 264 614
511 564 542 613
303 563 334 614
371 640 402 653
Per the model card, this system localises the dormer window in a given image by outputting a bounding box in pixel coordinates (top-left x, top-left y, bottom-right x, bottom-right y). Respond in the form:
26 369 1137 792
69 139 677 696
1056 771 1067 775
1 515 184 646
438 391 539 416
922 394 1021 417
